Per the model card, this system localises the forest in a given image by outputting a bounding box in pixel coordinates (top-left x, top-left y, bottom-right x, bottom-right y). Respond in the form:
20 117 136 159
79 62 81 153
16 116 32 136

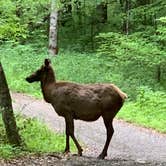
0 0 166 160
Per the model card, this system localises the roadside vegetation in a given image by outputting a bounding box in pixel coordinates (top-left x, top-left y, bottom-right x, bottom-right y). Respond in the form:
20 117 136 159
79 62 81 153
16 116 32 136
0 114 75 159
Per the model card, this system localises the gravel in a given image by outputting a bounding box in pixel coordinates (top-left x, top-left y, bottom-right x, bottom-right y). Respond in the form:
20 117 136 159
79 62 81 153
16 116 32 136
0 153 165 166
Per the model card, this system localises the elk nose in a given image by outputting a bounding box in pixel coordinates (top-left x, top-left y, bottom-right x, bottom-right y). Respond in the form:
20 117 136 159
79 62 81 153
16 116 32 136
25 77 31 83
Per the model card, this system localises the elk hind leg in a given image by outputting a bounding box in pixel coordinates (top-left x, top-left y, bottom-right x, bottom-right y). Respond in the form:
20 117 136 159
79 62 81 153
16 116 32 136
64 123 70 154
98 117 114 159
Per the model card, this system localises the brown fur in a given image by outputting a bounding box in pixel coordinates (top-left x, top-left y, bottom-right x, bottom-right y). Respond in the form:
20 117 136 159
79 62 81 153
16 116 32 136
26 59 127 159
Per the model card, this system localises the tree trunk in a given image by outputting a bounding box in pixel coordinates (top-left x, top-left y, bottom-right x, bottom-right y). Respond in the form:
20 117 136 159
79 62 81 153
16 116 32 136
156 64 161 83
49 0 58 55
124 0 130 35
96 2 107 23
120 0 130 35
0 62 21 146
90 19 94 50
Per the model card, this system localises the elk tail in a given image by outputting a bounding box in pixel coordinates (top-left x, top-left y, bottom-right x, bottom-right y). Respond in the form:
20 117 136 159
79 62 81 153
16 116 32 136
111 84 128 101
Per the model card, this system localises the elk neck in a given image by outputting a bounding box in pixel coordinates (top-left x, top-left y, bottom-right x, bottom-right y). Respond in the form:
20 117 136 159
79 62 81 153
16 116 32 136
40 68 56 103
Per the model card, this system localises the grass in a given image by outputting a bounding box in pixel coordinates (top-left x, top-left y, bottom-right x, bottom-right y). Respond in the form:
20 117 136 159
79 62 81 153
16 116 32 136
117 88 166 133
0 43 166 134
0 44 106 97
0 114 75 159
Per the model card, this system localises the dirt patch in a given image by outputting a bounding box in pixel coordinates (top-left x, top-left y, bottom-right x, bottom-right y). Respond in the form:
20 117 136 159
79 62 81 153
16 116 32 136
0 153 164 166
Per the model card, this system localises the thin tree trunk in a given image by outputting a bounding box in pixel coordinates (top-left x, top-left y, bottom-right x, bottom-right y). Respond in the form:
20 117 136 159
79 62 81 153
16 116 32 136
125 0 130 35
49 0 58 55
0 62 21 146
90 20 94 50
96 2 107 23
120 0 130 35
156 64 161 83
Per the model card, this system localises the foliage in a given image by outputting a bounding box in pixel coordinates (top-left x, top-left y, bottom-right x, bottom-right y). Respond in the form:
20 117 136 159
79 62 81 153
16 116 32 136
95 32 166 96
0 0 165 52
17 115 75 153
150 17 166 48
0 0 26 42
118 86 166 133
0 43 46 97
0 144 21 159
0 43 116 96
0 114 75 159
0 0 49 43
96 32 165 64
58 0 166 50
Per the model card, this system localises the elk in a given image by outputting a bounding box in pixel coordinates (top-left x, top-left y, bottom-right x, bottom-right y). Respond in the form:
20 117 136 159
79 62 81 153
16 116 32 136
26 59 127 159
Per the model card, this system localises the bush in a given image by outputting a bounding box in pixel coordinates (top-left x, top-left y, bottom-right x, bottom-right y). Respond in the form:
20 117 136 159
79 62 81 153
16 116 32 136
0 114 75 159
0 0 49 43
95 32 166 93
118 87 166 133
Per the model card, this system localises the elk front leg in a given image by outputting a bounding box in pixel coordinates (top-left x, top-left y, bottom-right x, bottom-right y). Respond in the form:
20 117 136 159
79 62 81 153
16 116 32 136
64 123 70 154
65 115 83 156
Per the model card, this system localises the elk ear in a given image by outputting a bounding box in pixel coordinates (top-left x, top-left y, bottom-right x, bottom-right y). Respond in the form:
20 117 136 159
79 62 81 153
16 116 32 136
44 59 51 67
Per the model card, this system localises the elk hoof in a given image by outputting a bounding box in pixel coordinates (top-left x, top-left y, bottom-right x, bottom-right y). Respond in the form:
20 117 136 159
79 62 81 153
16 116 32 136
78 152 82 156
72 153 82 157
78 148 83 156
64 149 70 155
97 153 106 159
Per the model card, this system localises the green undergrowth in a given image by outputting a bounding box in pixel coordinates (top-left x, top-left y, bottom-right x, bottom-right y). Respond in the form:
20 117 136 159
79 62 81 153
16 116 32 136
118 87 166 133
0 43 126 98
0 114 75 159
0 43 165 133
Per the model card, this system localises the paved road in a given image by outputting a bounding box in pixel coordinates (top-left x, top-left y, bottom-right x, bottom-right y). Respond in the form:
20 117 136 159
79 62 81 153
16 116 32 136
12 93 166 165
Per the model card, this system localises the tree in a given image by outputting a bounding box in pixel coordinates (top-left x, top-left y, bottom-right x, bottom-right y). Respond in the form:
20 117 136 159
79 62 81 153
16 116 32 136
96 1 108 24
119 0 131 35
49 0 59 55
0 62 21 146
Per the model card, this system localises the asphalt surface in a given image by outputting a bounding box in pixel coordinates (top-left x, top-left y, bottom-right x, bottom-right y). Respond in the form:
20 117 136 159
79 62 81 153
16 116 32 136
12 93 166 165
